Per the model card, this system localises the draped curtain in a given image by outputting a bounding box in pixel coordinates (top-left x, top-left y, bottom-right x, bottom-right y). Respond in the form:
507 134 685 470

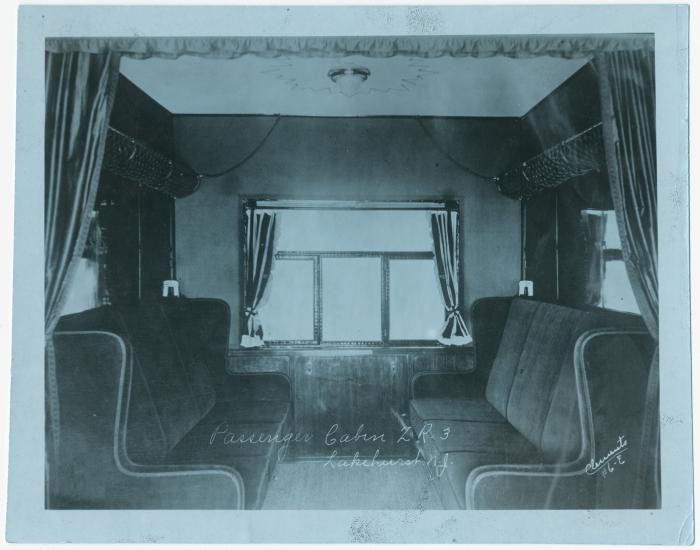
240 210 277 348
597 49 659 507
597 50 658 338
45 51 121 334
430 211 472 346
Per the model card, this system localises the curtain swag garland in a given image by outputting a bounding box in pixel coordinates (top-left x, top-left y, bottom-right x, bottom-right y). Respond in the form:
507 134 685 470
46 34 653 60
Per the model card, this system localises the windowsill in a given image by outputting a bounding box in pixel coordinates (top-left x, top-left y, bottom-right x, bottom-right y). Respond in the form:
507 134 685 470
230 344 474 356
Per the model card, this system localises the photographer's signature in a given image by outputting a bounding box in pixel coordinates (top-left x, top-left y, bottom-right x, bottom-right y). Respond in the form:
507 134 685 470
585 435 628 477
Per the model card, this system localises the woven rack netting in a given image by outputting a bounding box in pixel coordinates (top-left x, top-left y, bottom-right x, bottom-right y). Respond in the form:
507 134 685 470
103 128 200 198
496 123 605 200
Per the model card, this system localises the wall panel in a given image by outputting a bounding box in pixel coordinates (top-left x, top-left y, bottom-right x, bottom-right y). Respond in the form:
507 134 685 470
174 116 522 344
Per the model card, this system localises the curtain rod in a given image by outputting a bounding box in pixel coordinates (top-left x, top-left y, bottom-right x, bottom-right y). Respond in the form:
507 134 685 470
248 199 458 211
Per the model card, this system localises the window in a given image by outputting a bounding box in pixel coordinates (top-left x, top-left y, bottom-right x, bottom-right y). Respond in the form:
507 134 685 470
583 209 639 314
249 201 454 345
600 210 639 314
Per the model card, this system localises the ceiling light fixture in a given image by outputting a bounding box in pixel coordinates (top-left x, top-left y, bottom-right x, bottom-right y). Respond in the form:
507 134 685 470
327 66 371 96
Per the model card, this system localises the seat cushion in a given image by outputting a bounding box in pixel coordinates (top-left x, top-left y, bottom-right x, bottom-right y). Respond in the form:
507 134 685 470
165 400 291 509
205 400 292 425
422 419 538 457
410 398 506 426
168 400 291 461
411 396 541 509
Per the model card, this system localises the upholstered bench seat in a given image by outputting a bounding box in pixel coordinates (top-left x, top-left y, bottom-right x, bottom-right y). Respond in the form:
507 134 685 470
410 297 656 509
49 298 291 509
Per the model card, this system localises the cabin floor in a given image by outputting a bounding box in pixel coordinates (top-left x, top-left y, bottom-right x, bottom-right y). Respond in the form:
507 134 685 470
262 460 442 509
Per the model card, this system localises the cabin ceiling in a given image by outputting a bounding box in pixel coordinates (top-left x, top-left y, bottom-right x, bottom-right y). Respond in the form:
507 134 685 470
120 54 591 118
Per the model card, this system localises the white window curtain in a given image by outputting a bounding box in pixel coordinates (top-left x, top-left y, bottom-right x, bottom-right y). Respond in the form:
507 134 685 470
240 209 277 348
429 210 472 346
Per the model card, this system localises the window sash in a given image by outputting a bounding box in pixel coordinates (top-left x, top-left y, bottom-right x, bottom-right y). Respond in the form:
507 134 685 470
263 251 439 346
240 199 462 347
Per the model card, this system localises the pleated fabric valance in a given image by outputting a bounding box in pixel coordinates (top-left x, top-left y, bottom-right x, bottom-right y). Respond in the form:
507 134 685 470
45 34 654 60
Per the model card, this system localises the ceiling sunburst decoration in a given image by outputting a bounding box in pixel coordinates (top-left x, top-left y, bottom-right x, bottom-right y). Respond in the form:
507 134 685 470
261 56 439 97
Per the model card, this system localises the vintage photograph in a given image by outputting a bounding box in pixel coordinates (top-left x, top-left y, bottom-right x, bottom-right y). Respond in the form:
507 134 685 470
4 3 692 544
43 30 661 512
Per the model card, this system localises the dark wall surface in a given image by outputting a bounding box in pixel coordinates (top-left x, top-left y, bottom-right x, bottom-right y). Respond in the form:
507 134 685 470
521 62 613 306
520 62 602 160
110 76 178 160
172 115 523 345
96 76 175 304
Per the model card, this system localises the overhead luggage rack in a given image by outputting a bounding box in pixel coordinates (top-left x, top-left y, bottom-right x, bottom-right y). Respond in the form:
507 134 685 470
496 122 605 200
102 127 201 198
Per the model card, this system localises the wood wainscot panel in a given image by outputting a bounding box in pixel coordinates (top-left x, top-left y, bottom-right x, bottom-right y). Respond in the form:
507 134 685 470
227 346 474 459
411 347 474 374
291 352 412 460
228 350 291 378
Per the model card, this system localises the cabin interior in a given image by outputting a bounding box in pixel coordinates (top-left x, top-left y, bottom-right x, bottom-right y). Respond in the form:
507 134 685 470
47 35 659 511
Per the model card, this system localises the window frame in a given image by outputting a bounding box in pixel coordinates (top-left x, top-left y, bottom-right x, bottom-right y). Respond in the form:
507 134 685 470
240 198 461 348
581 208 639 314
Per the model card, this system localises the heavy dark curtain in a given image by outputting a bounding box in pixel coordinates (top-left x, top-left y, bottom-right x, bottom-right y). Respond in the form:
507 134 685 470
241 210 277 347
45 51 121 334
597 49 659 508
430 211 471 346
597 50 658 338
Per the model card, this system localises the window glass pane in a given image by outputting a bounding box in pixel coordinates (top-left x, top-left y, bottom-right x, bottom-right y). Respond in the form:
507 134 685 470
389 260 445 340
599 210 639 314
322 258 381 341
276 210 433 252
604 211 622 248
257 259 314 341
603 261 640 314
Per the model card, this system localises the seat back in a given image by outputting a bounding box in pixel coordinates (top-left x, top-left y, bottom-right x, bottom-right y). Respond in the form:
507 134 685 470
55 299 228 463
485 299 644 462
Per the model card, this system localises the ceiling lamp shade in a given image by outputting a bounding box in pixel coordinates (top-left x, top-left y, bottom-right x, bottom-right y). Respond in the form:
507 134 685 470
327 66 371 96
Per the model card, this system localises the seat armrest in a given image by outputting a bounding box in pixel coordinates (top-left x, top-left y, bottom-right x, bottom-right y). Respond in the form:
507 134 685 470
574 328 658 508
466 461 595 509
109 460 245 509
